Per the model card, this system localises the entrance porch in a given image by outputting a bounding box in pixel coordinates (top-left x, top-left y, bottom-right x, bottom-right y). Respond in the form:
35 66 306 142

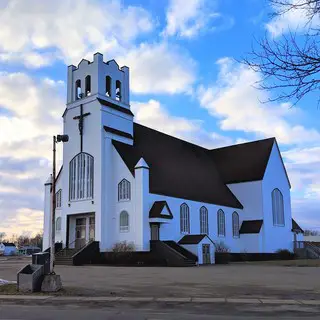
66 213 95 249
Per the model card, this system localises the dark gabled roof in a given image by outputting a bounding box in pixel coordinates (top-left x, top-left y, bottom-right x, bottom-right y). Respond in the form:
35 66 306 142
178 234 213 245
239 220 263 234
149 201 173 219
1 243 16 247
292 218 304 233
113 123 243 209
210 138 275 184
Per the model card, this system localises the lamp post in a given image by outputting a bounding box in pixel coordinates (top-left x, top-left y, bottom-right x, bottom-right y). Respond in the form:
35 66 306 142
50 134 69 274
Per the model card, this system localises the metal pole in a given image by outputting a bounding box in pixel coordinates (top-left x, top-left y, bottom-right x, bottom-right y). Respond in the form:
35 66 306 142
50 135 56 274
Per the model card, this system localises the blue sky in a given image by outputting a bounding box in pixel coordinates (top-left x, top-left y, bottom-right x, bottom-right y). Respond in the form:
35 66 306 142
0 0 319 237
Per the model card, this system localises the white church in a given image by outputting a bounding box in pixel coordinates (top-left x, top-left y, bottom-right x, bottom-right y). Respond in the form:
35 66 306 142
43 53 303 265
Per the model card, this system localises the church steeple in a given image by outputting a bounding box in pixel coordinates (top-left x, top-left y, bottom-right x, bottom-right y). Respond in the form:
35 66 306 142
67 53 130 107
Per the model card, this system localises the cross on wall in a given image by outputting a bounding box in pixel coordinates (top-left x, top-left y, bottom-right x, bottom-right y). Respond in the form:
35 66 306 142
73 104 91 152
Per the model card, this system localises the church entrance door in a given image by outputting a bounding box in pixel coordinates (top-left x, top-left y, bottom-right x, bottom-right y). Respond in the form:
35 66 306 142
150 223 160 240
75 218 86 250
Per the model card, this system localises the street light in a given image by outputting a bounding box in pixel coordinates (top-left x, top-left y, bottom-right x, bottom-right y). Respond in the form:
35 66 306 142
50 134 69 274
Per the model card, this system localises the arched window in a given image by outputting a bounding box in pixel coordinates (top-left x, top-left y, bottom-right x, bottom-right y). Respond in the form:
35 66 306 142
272 188 285 226
69 153 94 201
116 80 121 101
180 203 190 234
118 179 130 201
232 212 239 238
56 217 61 232
120 211 129 232
55 189 62 208
106 76 111 97
75 79 81 100
217 209 225 237
200 206 209 234
85 75 91 96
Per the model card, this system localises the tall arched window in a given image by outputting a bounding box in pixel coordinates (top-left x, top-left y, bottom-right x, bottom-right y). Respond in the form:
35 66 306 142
118 179 130 201
120 211 129 232
55 189 62 208
116 80 121 101
180 203 190 234
232 212 239 238
75 79 81 100
200 206 208 234
69 153 94 201
106 76 111 97
217 209 225 237
56 217 61 232
85 75 91 96
272 188 285 226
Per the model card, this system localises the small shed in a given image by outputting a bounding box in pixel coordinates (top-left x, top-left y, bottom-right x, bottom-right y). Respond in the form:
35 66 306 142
0 242 17 256
178 235 215 264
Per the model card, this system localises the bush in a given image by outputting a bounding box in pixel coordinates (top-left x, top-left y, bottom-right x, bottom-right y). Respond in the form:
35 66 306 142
112 241 135 253
275 249 295 260
214 241 230 253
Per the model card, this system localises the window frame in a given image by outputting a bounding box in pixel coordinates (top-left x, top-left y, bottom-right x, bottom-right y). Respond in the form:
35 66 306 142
180 203 190 234
55 189 62 209
272 188 285 226
232 211 240 238
119 211 129 233
69 152 94 201
56 217 62 232
200 206 209 234
118 179 131 202
217 209 226 237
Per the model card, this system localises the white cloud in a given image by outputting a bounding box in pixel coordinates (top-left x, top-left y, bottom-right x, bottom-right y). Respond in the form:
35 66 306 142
0 72 65 237
118 42 197 95
163 0 233 38
197 57 320 145
0 0 153 67
132 99 233 148
266 0 320 37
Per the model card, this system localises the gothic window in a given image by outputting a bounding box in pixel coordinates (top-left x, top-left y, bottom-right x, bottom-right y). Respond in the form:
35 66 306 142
106 76 111 97
232 212 239 238
56 217 61 232
217 209 225 237
85 75 91 96
180 203 190 234
116 80 121 101
118 179 130 201
69 153 94 201
272 188 285 226
75 79 81 100
55 189 62 208
120 211 129 232
200 206 209 234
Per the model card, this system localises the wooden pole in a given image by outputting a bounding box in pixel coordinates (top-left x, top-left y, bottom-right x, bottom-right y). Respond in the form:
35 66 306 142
50 135 56 274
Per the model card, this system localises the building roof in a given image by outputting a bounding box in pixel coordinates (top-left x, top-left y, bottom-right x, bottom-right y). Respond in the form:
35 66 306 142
113 123 244 209
292 218 304 233
178 234 214 245
149 201 173 219
210 138 275 184
1 243 16 247
239 220 263 234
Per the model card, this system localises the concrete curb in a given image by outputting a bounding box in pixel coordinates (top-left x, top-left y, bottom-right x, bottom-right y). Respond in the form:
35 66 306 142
0 295 320 305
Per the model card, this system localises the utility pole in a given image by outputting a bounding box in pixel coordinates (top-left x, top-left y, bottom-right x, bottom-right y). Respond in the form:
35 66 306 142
50 134 69 274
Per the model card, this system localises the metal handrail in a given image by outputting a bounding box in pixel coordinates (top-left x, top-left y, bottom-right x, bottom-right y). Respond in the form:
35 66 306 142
56 239 94 257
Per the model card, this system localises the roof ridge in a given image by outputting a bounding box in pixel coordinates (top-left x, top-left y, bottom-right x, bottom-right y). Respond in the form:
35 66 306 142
211 137 275 152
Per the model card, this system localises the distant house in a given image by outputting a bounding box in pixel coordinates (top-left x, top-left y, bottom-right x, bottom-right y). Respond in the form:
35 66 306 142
0 243 17 256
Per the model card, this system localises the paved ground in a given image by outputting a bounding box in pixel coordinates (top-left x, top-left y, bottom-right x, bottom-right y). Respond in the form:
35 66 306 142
1 257 320 300
1 302 320 319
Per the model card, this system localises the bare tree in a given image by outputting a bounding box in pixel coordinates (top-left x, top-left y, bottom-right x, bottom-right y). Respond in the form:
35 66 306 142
0 232 6 242
243 0 320 106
